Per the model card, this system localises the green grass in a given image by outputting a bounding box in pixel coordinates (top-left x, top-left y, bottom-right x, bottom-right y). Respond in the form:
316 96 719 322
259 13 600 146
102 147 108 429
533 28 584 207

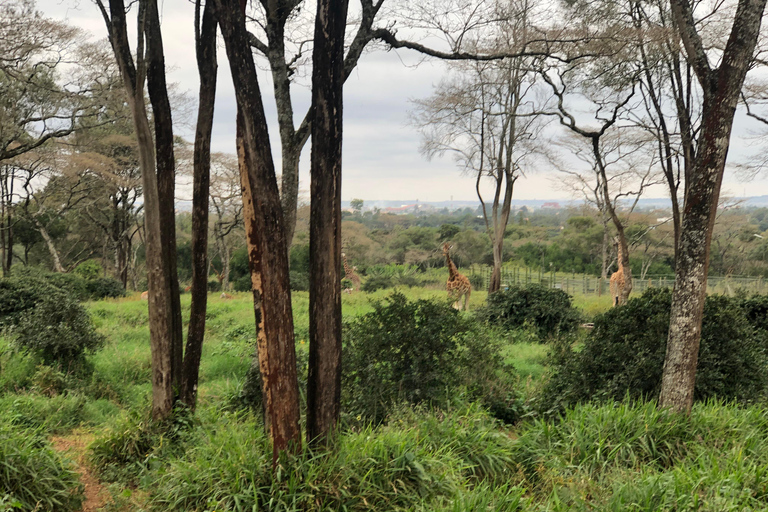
7 285 768 511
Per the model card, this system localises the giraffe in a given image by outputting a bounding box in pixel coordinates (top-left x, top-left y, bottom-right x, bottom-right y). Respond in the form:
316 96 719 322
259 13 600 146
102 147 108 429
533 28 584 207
609 237 628 307
341 252 361 292
443 242 471 311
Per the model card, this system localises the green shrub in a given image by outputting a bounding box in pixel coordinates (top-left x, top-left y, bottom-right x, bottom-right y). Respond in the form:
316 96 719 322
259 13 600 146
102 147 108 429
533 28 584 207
8 289 105 370
360 274 394 292
232 274 252 292
540 288 768 413
343 292 517 424
468 272 485 290
0 276 105 371
290 270 309 291
0 422 84 511
89 409 193 484
84 277 126 299
74 260 103 280
476 285 581 340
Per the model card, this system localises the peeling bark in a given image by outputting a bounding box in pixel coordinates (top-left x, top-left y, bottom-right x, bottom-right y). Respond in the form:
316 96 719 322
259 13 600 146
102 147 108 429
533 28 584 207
216 0 301 459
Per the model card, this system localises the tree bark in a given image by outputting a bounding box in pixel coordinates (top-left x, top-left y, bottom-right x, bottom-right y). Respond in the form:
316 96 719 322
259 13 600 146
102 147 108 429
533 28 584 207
180 0 217 411
144 0 184 395
659 0 766 414
99 0 177 420
307 0 349 446
216 0 301 458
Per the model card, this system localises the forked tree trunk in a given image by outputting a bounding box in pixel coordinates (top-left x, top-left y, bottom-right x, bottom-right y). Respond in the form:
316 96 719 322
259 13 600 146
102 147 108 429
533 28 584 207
659 0 766 414
180 0 216 410
145 0 184 394
307 0 349 446
216 0 301 458
100 0 179 420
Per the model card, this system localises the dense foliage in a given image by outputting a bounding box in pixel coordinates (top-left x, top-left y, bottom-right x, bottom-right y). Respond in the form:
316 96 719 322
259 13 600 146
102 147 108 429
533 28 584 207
342 292 518 424
541 288 768 413
0 276 105 370
476 285 581 339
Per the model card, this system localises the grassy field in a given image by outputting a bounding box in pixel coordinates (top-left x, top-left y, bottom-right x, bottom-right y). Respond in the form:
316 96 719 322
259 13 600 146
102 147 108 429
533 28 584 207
5 286 768 511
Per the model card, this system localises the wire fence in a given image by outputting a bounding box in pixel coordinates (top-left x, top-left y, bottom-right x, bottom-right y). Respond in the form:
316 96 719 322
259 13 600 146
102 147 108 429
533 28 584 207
468 266 768 296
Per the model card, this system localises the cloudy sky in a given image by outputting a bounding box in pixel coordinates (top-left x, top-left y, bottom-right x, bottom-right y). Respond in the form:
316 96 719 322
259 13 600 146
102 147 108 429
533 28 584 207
37 0 768 203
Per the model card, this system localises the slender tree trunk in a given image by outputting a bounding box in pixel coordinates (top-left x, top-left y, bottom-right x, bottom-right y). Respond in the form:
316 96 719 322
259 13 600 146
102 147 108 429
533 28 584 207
659 0 766 414
144 0 184 395
307 0 349 446
180 0 216 411
35 220 65 273
216 0 301 458
100 0 177 420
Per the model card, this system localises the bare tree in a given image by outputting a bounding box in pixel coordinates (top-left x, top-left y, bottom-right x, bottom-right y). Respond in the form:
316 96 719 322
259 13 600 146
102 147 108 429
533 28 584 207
413 0 544 294
208 153 243 293
659 0 767 414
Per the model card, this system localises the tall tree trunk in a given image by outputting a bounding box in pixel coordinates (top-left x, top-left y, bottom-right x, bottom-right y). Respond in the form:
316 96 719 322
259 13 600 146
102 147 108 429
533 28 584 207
144 0 184 395
99 0 178 420
307 0 349 446
216 0 301 458
659 0 766 414
180 0 216 411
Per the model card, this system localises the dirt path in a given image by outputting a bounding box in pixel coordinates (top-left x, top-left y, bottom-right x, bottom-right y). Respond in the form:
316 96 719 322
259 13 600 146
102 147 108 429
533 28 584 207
50 433 109 512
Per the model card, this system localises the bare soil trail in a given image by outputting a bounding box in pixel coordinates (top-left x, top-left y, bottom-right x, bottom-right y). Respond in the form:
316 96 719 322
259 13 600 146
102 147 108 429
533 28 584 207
50 433 109 512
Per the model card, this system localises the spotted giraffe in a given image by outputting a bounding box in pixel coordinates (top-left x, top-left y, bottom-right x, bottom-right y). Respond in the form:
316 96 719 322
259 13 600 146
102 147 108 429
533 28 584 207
443 242 471 311
609 238 628 307
341 252 361 292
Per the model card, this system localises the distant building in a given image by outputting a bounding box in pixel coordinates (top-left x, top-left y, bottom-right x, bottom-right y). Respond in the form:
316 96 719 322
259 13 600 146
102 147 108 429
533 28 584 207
541 202 561 210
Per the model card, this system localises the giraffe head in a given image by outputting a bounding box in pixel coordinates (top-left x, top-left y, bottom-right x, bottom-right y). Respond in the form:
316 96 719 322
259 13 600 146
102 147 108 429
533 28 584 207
442 242 452 256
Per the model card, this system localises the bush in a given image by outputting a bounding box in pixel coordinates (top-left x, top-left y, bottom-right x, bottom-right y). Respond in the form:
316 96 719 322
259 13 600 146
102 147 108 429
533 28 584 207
476 285 581 339
343 292 517 424
360 274 394 292
74 260 103 280
0 277 105 371
0 422 84 511
290 270 309 291
85 277 126 299
232 274 252 292
540 288 768 414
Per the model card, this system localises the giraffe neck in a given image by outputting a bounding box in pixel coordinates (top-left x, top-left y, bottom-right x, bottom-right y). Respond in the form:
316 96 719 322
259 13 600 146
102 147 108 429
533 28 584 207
445 253 459 279
617 241 625 271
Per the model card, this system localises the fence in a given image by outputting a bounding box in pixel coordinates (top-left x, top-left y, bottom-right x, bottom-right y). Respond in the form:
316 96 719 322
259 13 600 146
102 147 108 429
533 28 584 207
468 267 768 296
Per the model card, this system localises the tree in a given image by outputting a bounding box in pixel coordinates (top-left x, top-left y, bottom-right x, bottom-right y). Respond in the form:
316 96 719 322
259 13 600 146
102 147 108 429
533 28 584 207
208 153 243 293
413 0 543 293
180 0 217 411
350 198 364 214
96 0 183 420
541 58 655 305
307 0 349 446
659 0 768 414
215 0 302 458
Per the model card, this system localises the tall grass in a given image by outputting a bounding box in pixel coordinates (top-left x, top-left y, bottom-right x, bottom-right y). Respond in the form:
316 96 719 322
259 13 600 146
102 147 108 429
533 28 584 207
0 421 84 511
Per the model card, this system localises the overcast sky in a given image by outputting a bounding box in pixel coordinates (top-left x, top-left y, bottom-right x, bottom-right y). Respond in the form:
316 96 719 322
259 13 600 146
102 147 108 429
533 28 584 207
38 0 768 203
